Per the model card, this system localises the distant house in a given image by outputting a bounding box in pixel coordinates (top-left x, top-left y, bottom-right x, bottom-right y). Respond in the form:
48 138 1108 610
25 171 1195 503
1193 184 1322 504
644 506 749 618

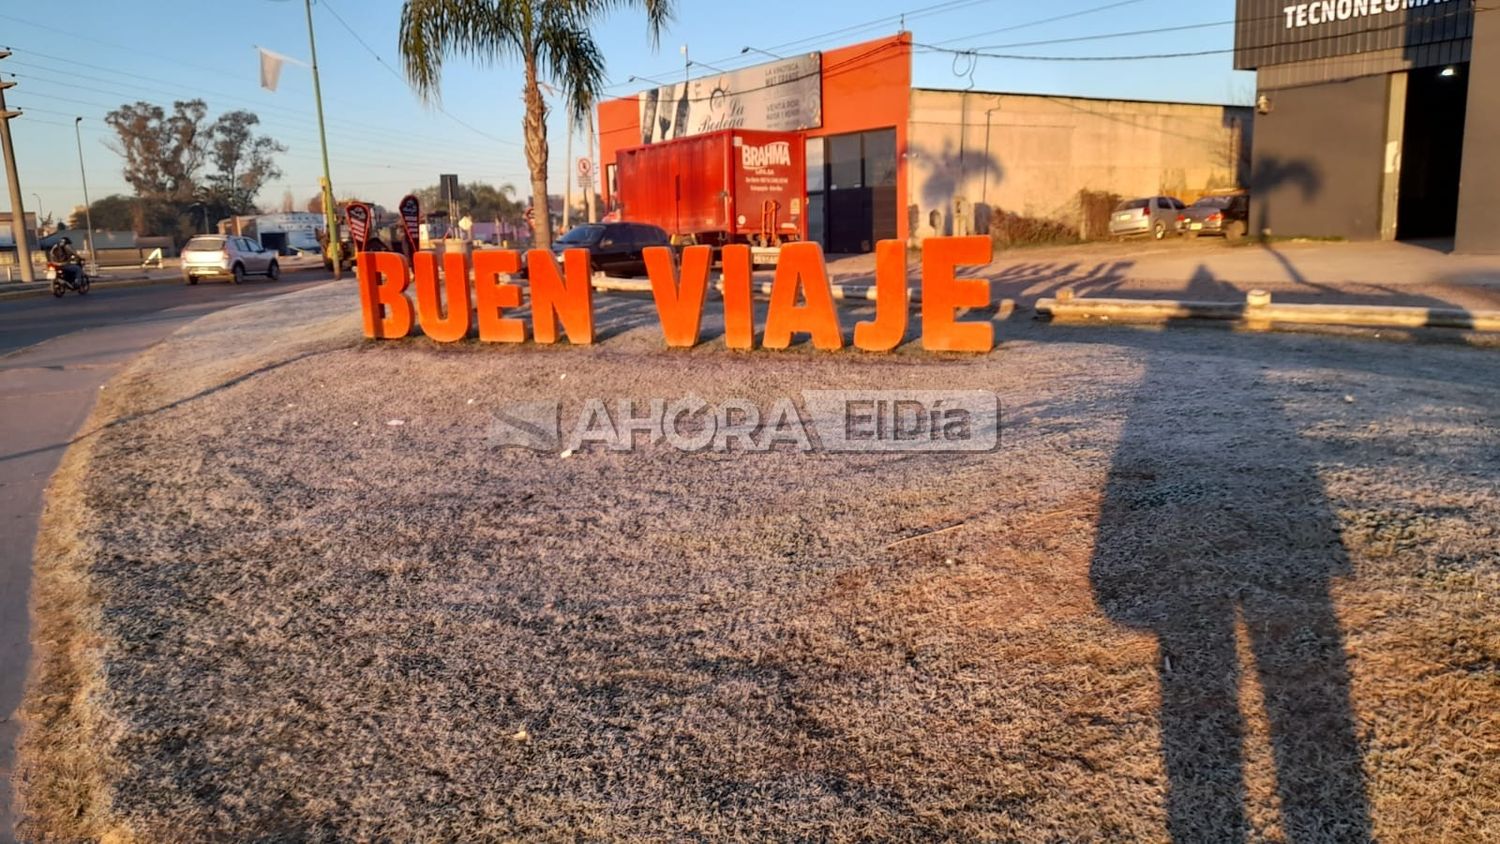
38 229 176 265
0 212 40 264
223 213 326 255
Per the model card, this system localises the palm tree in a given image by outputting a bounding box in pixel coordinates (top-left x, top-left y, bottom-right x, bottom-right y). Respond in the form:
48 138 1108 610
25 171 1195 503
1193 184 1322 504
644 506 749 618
400 0 674 247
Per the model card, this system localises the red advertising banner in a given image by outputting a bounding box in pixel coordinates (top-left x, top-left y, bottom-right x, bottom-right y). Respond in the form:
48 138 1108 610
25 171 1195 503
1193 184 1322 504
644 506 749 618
398 194 421 252
346 202 372 252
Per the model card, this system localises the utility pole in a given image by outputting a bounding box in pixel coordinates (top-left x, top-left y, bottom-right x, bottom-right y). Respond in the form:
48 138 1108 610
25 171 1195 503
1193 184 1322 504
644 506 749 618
564 109 574 232
304 0 341 279
0 51 37 283
586 105 598 223
74 118 96 267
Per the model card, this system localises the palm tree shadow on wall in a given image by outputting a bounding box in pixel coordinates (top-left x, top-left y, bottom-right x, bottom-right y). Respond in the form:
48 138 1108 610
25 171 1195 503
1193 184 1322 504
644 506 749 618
1088 343 1372 843
906 139 1005 237
1250 156 1321 238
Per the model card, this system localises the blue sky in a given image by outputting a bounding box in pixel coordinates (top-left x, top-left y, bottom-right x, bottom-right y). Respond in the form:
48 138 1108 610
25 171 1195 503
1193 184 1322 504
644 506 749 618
1 0 1252 225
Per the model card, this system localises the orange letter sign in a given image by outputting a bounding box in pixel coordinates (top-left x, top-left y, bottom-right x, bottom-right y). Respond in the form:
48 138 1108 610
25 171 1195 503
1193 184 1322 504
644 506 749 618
527 248 595 345
920 236 993 352
413 251 472 342
762 241 843 350
853 239 908 352
472 250 527 343
720 244 755 350
645 245 710 348
357 251 413 339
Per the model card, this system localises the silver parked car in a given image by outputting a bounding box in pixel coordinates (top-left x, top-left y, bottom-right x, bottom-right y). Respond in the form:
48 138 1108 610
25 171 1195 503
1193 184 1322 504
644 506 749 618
1109 196 1186 240
181 235 280 285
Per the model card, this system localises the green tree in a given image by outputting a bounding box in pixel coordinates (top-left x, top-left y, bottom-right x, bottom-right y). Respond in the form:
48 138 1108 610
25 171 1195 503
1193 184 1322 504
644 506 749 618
414 180 521 221
398 0 673 247
205 110 287 214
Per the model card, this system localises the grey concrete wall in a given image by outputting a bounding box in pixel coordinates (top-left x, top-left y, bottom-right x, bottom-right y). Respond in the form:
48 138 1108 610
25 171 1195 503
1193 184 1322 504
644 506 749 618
1248 74 1390 239
1456 14 1500 253
905 89 1252 241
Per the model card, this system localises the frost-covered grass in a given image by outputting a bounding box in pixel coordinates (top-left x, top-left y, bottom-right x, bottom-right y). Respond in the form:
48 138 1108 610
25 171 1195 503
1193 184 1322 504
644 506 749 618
19 286 1500 842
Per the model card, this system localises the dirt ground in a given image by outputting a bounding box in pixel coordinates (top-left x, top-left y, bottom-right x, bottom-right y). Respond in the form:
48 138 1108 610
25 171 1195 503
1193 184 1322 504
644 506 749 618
16 283 1500 842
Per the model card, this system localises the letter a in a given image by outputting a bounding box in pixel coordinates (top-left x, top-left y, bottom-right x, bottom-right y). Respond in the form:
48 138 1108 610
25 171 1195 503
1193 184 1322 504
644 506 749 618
762 241 843 350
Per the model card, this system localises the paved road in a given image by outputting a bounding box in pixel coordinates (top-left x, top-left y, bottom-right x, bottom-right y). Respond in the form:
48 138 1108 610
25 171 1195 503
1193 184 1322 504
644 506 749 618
0 274 336 843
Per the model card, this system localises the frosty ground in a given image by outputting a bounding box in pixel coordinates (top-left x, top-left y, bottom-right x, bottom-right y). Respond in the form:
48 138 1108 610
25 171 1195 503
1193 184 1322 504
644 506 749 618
17 283 1500 842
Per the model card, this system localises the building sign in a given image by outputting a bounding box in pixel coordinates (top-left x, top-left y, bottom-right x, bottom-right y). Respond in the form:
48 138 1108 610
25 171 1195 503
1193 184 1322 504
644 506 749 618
637 53 821 144
1234 0 1474 69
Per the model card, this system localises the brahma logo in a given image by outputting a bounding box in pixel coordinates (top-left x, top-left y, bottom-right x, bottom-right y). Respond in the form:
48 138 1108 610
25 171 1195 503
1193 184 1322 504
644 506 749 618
741 141 792 168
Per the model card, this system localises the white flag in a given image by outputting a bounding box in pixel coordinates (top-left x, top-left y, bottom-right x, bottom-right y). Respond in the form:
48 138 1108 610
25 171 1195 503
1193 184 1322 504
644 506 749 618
259 48 285 92
257 47 306 92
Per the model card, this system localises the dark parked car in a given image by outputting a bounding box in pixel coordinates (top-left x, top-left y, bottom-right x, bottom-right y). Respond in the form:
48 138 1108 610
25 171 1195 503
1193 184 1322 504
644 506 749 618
1179 193 1250 240
526 222 672 278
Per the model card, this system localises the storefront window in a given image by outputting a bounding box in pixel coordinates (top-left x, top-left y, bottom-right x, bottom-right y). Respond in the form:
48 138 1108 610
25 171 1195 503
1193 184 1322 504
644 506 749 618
828 134 863 191
806 193 825 247
863 129 898 187
806 137 825 193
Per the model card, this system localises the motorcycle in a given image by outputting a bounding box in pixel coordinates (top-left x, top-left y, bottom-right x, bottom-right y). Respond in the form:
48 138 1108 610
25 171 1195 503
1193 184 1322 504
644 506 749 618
45 260 91 297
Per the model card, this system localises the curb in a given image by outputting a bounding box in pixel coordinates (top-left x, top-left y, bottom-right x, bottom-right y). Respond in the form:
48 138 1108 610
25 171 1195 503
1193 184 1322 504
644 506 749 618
1035 288 1500 332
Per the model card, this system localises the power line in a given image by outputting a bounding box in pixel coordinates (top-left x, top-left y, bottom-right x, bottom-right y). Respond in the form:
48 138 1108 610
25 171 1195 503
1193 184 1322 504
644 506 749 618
1 66 528 166
601 0 1011 93
928 0 1148 46
0 12 248 85
914 3 1484 62
317 0 521 147
963 19 1233 52
1 50 517 162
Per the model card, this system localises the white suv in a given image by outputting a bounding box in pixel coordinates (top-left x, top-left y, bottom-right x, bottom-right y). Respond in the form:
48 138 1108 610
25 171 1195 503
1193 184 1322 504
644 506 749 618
181 235 280 285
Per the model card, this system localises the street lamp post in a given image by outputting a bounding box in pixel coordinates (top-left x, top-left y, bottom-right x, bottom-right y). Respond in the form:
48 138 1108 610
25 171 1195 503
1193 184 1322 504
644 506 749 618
74 117 96 266
740 46 784 61
303 0 341 279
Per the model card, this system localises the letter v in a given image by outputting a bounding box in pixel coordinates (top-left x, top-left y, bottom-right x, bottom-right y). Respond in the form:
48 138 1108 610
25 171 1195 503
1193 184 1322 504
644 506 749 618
646 244 711 348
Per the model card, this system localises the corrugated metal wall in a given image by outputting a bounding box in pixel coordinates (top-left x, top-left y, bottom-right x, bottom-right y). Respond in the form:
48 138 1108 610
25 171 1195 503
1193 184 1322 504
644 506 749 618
1258 40 1471 88
1235 0 1474 70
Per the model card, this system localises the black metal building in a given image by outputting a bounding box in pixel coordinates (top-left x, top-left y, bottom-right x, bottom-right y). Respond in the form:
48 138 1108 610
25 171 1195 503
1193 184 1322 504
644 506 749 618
1235 0 1499 252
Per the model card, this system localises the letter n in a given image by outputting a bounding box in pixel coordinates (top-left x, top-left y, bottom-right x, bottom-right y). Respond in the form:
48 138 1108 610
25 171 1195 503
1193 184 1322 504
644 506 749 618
527 248 595 345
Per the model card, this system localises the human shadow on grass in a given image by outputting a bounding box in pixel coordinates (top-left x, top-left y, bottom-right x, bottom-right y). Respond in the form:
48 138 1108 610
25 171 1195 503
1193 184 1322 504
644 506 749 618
1086 324 1373 842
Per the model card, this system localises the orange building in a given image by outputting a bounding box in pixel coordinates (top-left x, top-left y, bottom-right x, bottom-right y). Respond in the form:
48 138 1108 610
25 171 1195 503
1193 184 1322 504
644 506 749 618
599 34 913 254
598 32 1253 253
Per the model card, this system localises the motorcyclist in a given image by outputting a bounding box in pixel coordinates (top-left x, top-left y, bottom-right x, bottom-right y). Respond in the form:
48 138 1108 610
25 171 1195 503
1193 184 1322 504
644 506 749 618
48 237 82 283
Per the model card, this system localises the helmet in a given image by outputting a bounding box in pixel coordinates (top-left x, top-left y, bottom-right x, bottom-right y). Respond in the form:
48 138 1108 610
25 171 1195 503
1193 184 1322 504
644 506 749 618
59 236 71 245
